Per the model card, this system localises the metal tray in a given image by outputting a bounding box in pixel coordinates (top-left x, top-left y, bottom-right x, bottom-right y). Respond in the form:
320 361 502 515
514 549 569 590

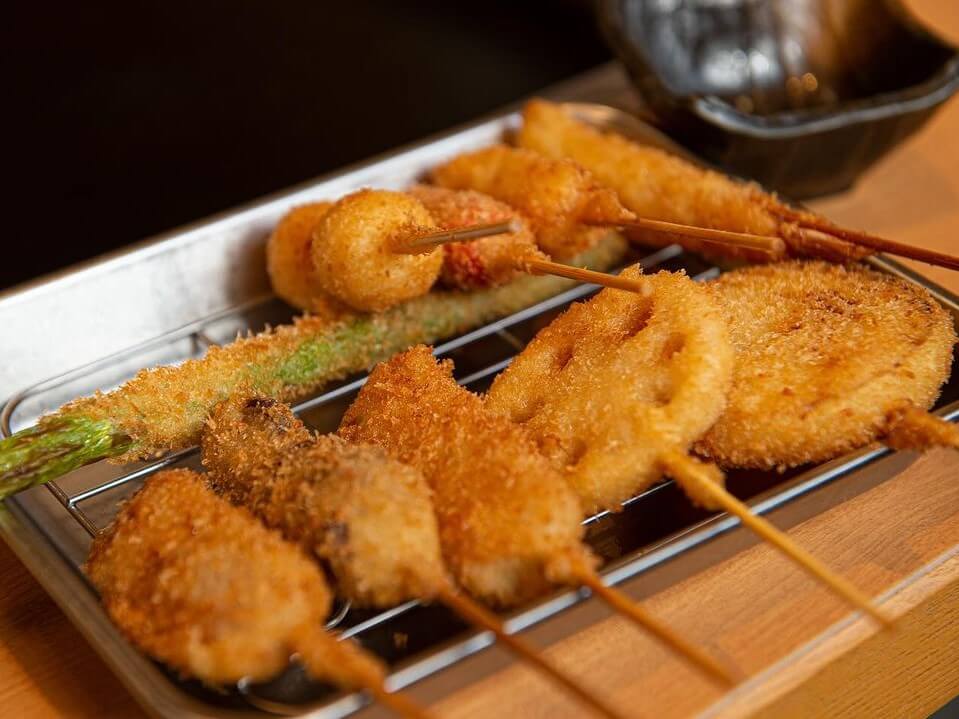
2 63 958 718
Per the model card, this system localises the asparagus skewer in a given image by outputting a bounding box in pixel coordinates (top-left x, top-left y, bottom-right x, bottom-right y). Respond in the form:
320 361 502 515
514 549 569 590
0 235 627 500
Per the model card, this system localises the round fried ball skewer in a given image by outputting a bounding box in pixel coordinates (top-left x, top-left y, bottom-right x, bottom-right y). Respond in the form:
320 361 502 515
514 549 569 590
266 201 340 315
311 189 443 312
485 266 891 625
697 261 959 469
85 469 427 718
201 394 626 719
431 144 635 259
339 345 734 684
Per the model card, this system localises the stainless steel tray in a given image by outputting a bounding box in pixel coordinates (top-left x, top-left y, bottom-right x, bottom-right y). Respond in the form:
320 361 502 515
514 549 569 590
2 63 958 719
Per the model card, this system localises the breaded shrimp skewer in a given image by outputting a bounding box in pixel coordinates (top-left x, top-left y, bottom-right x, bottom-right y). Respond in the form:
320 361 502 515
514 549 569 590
339 345 734 684
86 469 428 718
201 394 626 719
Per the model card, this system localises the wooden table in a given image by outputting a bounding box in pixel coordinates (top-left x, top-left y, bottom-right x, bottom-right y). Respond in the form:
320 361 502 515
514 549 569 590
2 2 958 716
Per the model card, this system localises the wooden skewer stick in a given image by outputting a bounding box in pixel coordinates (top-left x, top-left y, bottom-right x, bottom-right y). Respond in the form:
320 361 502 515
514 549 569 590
436 586 627 719
397 224 651 296
589 218 786 256
660 451 893 628
570 568 737 685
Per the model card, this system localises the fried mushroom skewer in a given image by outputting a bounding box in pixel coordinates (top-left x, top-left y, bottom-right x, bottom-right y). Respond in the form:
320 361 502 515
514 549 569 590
86 469 427 718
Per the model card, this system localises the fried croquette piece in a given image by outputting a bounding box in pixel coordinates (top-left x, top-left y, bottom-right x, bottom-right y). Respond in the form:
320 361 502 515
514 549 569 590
431 145 635 259
266 202 344 316
696 261 958 469
85 469 386 689
202 394 448 607
338 346 594 607
311 189 443 312
518 99 870 264
486 266 734 516
407 185 546 289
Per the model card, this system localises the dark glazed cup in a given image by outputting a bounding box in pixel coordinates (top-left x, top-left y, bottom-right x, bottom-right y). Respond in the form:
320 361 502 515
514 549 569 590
596 0 959 198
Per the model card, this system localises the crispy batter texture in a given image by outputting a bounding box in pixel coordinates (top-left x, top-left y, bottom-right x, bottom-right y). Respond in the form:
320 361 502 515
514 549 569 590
518 99 870 263
266 202 345 315
202 395 448 607
408 185 545 289
697 261 958 469
312 189 443 311
339 346 593 607
86 469 384 688
431 144 634 259
486 267 734 515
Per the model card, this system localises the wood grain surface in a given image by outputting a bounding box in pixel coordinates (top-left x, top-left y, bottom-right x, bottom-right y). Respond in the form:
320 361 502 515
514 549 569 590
2 1 958 717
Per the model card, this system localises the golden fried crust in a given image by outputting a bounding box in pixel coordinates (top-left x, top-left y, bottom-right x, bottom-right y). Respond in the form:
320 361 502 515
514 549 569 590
266 202 345 315
338 346 592 607
486 267 733 515
311 189 443 311
697 261 957 469
85 469 383 687
202 395 448 607
408 185 545 289
431 144 633 259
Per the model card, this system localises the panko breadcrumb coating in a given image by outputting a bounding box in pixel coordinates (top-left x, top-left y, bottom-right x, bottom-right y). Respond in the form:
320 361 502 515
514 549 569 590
266 202 344 315
518 99 870 264
697 261 958 469
486 266 734 515
312 189 443 312
408 185 545 289
85 469 385 689
202 394 448 607
431 145 634 259
339 346 594 607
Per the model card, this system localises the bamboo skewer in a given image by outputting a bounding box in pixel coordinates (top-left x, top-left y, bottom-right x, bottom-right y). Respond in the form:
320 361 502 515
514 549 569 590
593 218 787 256
436 586 627 719
569 568 736 685
660 452 893 628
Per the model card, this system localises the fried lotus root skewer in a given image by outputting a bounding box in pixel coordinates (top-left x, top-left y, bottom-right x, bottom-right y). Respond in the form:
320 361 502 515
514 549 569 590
431 144 636 259
340 345 734 684
201 395 625 719
486 267 890 625
697 261 959 469
85 469 427 718
486 265 734 516
517 99 874 265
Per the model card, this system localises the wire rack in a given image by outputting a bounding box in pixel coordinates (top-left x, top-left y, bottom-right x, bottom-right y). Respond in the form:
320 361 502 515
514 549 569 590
4 243 959 717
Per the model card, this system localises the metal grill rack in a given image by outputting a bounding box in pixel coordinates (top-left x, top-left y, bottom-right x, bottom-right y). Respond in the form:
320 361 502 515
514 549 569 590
4 241 959 717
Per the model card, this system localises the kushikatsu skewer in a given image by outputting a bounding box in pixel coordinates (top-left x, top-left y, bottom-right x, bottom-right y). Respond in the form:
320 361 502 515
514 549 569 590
201 394 628 719
85 469 430 719
340 346 735 685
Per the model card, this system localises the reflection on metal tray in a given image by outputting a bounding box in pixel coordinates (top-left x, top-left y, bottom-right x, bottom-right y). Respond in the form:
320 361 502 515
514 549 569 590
1 64 958 718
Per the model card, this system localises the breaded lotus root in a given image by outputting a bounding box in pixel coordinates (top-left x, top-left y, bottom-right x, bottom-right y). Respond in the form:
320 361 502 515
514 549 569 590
408 185 546 289
486 266 734 516
697 261 958 469
85 469 385 689
202 394 448 607
518 99 870 264
266 201 345 316
338 346 593 607
430 145 635 259
311 189 443 312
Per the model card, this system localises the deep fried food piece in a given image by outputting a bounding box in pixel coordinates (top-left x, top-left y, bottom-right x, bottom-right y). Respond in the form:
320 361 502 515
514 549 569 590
518 99 870 264
697 261 958 469
85 468 385 689
202 395 448 607
431 145 634 259
339 346 593 607
486 266 734 515
266 202 344 316
311 189 443 312
407 185 546 290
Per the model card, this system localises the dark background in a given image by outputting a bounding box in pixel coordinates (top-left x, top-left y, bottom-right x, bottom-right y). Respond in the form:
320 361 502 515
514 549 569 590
3 1 610 290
